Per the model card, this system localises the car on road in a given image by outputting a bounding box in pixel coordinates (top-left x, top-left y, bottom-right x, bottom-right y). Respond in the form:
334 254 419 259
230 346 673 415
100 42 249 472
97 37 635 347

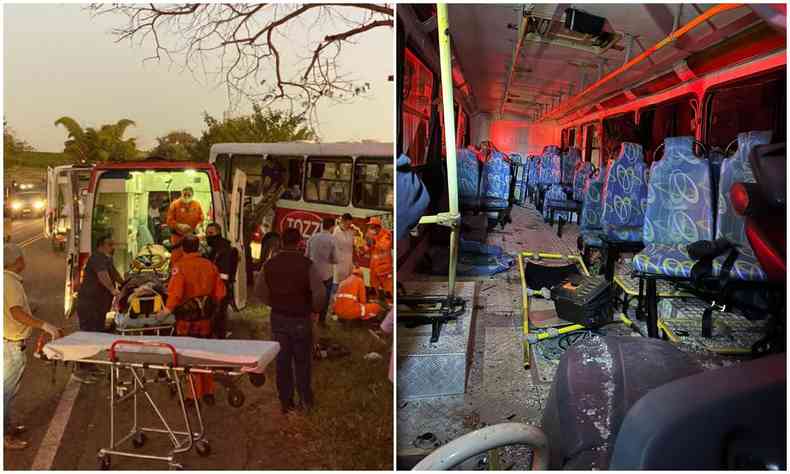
7 190 47 219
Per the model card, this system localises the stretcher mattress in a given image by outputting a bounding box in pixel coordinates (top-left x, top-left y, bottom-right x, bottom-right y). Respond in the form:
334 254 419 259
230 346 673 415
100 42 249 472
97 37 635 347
43 331 280 373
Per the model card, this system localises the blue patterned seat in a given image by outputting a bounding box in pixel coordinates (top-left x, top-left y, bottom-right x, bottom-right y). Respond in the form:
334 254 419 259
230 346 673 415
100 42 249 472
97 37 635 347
573 160 593 202
543 184 571 220
580 165 607 247
457 148 480 208
711 130 772 281
633 137 713 276
542 149 562 187
561 148 581 187
601 143 648 242
480 151 511 211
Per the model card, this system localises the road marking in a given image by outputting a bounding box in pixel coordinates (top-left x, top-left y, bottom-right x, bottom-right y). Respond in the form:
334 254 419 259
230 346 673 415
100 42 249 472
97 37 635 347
18 234 44 248
31 376 81 470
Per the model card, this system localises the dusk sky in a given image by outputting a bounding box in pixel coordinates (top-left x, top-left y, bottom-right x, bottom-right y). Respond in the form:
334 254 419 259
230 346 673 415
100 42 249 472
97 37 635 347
4 4 394 152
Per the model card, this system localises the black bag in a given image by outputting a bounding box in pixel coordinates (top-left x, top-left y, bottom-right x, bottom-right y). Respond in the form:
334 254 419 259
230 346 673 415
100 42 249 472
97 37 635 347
551 275 611 327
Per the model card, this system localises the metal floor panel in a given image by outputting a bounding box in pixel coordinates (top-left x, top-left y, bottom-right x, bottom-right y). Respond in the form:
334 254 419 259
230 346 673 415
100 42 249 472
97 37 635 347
397 353 468 399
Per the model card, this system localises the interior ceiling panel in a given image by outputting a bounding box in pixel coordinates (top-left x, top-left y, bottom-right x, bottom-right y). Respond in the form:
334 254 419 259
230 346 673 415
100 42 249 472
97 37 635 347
446 3 759 119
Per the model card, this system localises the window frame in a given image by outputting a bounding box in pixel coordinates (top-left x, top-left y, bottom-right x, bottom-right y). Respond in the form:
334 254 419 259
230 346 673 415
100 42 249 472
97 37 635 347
352 157 394 211
303 155 354 207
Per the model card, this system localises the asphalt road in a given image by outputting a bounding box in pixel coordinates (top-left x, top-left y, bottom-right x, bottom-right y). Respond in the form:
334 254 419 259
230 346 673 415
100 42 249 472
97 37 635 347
2 219 291 470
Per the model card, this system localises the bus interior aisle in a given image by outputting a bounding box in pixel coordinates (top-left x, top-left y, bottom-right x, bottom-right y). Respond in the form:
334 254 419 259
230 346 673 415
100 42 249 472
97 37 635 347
397 3 785 470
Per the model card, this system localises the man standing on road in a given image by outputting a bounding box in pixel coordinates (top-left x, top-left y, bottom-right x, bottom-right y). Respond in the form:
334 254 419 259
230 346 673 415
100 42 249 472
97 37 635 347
156 235 226 406
332 213 356 301
205 223 239 339
306 218 337 325
4 243 63 450
74 235 123 383
166 186 204 264
255 228 325 414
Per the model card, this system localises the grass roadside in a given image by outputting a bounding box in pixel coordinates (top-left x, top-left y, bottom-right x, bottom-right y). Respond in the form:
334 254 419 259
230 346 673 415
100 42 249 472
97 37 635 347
232 303 394 470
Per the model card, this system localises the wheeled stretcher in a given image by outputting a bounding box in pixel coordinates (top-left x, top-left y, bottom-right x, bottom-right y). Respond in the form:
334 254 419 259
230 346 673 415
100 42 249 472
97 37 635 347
42 332 279 470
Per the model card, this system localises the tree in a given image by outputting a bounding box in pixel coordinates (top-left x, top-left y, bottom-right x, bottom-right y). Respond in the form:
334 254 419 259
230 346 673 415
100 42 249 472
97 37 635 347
54 117 139 162
4 120 34 157
89 4 392 123
150 130 199 161
193 104 315 160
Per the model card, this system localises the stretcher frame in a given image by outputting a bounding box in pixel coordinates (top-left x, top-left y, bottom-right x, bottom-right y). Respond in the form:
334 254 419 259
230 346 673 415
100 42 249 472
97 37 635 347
518 251 591 370
65 340 255 470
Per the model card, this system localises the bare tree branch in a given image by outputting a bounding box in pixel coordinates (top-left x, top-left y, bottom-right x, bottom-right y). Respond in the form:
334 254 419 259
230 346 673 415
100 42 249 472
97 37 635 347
88 3 393 127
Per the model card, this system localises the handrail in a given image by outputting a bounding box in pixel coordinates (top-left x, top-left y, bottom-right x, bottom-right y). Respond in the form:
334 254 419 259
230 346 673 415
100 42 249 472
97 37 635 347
542 3 745 121
417 3 461 299
412 423 549 470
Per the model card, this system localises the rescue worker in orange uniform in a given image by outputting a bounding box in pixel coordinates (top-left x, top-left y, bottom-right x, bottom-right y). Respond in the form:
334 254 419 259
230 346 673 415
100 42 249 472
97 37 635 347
364 217 393 300
333 267 383 321
155 235 226 405
166 186 204 264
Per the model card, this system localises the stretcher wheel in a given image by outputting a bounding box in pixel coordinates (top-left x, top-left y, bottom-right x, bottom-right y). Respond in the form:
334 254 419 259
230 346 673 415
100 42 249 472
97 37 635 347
228 388 245 408
98 454 111 470
248 373 266 387
132 432 147 448
195 439 211 457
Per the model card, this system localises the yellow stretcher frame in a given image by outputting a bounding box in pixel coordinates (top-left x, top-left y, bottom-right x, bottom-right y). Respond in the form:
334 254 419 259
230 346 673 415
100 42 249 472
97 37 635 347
518 251 591 369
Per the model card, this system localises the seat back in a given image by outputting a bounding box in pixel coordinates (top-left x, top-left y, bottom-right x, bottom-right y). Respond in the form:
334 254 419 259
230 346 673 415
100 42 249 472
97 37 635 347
642 136 714 245
716 130 772 246
540 147 562 186
457 148 480 204
573 160 593 201
580 165 607 233
481 151 511 202
611 353 786 470
601 142 648 242
543 184 569 218
561 148 581 186
528 155 542 187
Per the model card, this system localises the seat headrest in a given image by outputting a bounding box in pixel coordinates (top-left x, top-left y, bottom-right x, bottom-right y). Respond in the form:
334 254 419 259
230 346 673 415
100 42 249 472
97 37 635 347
736 130 772 161
663 136 695 158
620 142 644 162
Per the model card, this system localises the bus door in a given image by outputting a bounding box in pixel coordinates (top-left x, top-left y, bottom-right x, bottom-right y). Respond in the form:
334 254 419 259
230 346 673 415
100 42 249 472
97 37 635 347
228 169 248 310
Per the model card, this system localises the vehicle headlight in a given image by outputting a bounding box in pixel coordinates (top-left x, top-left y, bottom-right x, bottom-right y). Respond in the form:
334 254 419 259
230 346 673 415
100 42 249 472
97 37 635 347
33 200 45 210
11 201 22 210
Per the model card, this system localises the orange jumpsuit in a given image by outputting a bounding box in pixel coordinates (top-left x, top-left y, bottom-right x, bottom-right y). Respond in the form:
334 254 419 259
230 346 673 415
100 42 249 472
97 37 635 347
366 228 393 297
166 198 204 264
333 273 382 320
166 252 226 400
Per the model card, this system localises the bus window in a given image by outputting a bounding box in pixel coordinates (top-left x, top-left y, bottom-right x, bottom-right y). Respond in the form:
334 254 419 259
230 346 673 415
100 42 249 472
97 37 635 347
602 113 639 162
230 154 264 197
354 159 393 211
568 128 576 148
304 157 352 206
214 153 231 190
403 48 433 165
639 94 696 162
704 70 785 150
269 155 305 200
583 123 601 167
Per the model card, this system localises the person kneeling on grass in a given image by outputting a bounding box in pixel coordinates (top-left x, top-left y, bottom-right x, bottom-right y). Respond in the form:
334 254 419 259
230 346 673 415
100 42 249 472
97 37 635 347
332 267 383 321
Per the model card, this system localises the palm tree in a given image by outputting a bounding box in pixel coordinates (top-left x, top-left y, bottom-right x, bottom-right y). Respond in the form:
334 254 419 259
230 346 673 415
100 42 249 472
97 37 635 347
55 117 138 162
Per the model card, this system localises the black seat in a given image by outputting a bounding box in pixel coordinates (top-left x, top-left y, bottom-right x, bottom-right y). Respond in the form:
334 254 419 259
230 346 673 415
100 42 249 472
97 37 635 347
542 336 702 469
542 335 786 470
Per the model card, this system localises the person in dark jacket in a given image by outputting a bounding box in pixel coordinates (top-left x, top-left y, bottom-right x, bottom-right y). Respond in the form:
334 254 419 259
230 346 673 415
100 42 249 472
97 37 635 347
74 235 124 383
205 223 239 339
254 228 325 414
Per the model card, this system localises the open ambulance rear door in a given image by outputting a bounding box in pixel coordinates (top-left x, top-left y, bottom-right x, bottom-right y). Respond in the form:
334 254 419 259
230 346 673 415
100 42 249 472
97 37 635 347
63 170 83 319
229 168 248 310
44 166 56 238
